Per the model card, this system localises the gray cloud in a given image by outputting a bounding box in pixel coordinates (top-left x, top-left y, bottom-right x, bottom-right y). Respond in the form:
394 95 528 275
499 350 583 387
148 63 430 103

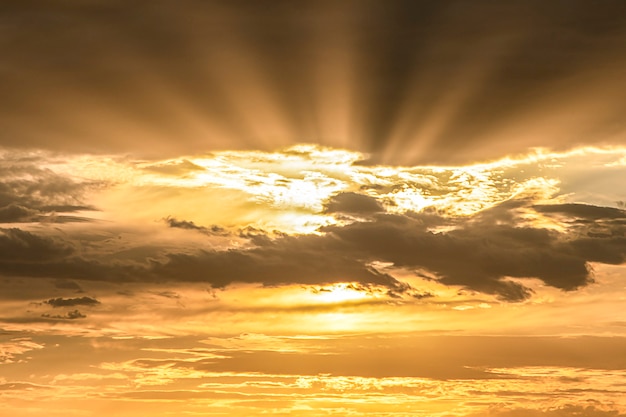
534 202 626 243
319 200 626 300
44 296 100 308
41 309 86 320
0 154 98 223
0 228 74 261
320 213 585 301
153 239 408 293
0 204 39 223
151 291 180 299
534 203 626 221
0 226 413 297
164 216 227 235
323 192 384 215
1 198 626 302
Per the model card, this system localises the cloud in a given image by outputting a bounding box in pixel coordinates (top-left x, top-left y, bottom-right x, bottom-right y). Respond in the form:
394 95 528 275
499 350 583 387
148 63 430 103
1 194 626 302
44 297 100 308
0 153 98 223
153 236 408 294
164 216 227 235
0 225 411 297
141 159 205 176
0 382 50 391
0 204 39 223
41 310 86 320
309 198 626 300
151 291 180 299
319 212 588 301
111 335 626 380
0 228 74 261
0 338 45 364
123 202 626 300
534 203 626 221
534 204 626 239
323 192 384 215
467 404 626 417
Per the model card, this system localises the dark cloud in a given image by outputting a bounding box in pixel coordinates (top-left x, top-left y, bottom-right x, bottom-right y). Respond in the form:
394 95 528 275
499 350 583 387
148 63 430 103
153 239 408 293
44 296 100 308
164 216 226 235
151 291 180 299
1 1 625 162
1 198 626 301
323 192 384 215
0 154 98 223
0 228 74 261
534 203 626 220
319 204 623 301
0 204 39 223
0 227 148 286
41 309 86 320
0 226 412 297
533 203 626 240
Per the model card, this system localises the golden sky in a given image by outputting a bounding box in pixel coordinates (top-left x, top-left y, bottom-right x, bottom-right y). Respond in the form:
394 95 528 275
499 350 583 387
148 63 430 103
2 1 626 416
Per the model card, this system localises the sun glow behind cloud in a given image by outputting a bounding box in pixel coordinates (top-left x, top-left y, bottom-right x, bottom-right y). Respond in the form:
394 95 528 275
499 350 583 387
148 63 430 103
32 144 626 236
2 143 625 322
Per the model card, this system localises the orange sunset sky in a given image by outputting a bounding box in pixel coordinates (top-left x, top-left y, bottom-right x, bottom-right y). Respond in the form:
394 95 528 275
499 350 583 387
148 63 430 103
2 1 626 416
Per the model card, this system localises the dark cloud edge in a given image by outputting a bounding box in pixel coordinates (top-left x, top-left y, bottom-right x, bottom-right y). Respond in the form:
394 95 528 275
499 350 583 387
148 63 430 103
1 199 625 302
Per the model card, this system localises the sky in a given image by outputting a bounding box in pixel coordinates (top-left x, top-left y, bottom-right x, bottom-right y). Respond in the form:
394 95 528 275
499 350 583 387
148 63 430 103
1 1 626 416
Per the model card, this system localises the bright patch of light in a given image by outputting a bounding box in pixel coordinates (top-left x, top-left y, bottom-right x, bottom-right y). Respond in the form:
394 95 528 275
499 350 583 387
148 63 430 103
29 144 626 234
312 283 371 303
